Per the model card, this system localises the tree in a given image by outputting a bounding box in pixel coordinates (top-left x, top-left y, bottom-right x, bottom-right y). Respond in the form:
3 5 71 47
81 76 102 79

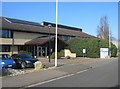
97 16 110 40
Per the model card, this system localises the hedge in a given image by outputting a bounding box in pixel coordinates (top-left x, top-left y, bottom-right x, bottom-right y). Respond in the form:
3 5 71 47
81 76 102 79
67 37 117 58
50 50 64 59
18 50 32 55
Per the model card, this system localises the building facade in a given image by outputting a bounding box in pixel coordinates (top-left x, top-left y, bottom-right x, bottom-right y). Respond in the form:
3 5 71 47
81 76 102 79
0 17 94 58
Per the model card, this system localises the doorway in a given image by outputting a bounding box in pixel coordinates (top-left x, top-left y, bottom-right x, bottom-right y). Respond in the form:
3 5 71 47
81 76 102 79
37 46 47 58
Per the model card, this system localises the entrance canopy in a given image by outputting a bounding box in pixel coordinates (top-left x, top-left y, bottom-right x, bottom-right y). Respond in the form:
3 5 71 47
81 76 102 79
24 36 68 57
25 36 68 46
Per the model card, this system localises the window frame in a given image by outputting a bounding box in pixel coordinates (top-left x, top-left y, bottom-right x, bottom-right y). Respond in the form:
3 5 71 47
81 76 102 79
0 45 11 52
0 30 13 38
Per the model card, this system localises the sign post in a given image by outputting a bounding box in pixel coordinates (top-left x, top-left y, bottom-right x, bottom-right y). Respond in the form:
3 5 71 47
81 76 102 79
83 49 86 58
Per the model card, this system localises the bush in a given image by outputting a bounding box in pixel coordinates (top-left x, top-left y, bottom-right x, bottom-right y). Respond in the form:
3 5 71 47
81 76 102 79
66 56 70 59
67 37 117 58
111 44 117 57
0 68 11 76
59 50 65 57
18 50 32 55
50 52 62 59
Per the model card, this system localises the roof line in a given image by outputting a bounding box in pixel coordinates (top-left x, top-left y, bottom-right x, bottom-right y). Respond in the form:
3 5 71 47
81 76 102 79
4 18 12 23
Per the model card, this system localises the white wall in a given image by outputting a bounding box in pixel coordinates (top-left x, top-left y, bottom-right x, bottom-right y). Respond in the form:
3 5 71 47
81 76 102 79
64 49 76 58
0 38 12 45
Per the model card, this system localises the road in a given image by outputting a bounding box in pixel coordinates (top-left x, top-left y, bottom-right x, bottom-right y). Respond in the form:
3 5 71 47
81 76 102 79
29 59 118 87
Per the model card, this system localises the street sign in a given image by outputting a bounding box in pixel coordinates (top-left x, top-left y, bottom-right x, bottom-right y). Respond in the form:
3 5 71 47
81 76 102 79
100 48 109 58
83 49 86 54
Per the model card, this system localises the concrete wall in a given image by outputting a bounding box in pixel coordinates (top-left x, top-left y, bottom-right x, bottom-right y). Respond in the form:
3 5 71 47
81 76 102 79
1 31 47 55
14 31 46 45
1 31 46 45
64 49 76 58
0 38 12 45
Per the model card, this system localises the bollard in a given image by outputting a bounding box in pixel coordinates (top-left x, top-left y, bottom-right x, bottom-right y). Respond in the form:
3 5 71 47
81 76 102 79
34 61 43 71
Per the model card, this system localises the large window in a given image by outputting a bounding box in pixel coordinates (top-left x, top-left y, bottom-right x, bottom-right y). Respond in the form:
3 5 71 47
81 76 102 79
0 30 12 38
0 45 10 52
59 35 75 41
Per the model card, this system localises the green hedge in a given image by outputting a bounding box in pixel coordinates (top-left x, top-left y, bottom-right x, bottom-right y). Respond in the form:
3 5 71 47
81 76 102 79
67 37 117 58
50 50 64 59
50 52 61 59
18 50 32 55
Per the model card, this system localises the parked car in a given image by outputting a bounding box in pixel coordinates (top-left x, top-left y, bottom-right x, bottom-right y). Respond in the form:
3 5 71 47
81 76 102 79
0 54 15 69
11 54 38 69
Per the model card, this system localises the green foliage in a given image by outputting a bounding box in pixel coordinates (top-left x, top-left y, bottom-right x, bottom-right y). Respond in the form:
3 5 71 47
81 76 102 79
18 50 32 55
50 51 64 59
59 50 64 57
111 44 117 57
67 37 117 58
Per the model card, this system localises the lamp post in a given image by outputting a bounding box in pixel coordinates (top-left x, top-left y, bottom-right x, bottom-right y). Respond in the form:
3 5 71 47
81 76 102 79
109 28 111 58
48 24 52 62
98 38 100 58
55 0 58 67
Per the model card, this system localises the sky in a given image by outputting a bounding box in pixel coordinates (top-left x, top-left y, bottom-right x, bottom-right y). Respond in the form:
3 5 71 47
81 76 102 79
2 2 118 39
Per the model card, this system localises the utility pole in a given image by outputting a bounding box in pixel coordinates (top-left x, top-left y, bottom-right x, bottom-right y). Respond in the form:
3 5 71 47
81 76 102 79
109 28 111 58
48 24 51 62
55 0 58 67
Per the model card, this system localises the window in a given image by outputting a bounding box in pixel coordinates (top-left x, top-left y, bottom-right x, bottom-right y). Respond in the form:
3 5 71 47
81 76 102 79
62 36 69 41
0 30 12 38
0 45 10 52
59 35 74 41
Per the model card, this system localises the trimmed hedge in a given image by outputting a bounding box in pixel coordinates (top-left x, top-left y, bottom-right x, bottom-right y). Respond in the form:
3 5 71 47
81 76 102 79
18 50 32 55
67 37 117 58
50 52 61 59
50 50 64 59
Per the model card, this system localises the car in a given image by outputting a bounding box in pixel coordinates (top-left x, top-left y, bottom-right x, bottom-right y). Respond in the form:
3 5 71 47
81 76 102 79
0 54 15 69
11 54 38 69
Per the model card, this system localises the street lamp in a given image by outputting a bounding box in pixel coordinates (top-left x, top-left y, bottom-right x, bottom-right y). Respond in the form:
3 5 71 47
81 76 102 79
98 38 100 58
48 24 52 62
109 28 111 58
55 0 58 67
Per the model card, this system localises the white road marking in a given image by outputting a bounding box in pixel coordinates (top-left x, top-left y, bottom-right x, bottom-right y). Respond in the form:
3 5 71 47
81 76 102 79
26 69 89 88
76 69 89 74
27 73 75 88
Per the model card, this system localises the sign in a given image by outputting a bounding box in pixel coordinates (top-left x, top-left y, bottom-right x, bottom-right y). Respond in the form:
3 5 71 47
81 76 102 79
100 48 109 58
83 49 86 54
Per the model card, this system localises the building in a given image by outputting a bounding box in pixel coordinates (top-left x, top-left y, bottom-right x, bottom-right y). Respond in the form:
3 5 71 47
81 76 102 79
0 17 95 58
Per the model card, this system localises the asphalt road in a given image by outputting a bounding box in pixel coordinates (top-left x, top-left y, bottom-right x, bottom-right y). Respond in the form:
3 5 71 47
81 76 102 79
32 59 118 87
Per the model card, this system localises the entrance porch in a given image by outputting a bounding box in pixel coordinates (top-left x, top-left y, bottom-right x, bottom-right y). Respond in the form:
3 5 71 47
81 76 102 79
20 36 68 58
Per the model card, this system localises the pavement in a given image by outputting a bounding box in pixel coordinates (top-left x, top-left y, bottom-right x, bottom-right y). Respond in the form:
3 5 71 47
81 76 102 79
1 57 118 88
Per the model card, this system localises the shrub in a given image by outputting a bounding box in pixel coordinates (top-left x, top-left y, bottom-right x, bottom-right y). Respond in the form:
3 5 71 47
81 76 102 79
50 52 62 59
18 50 32 55
66 56 70 59
111 44 117 57
67 37 117 58
59 50 65 57
0 68 11 76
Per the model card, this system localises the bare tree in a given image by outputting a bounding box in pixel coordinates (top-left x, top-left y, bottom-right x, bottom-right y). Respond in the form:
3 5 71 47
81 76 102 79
97 16 110 40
